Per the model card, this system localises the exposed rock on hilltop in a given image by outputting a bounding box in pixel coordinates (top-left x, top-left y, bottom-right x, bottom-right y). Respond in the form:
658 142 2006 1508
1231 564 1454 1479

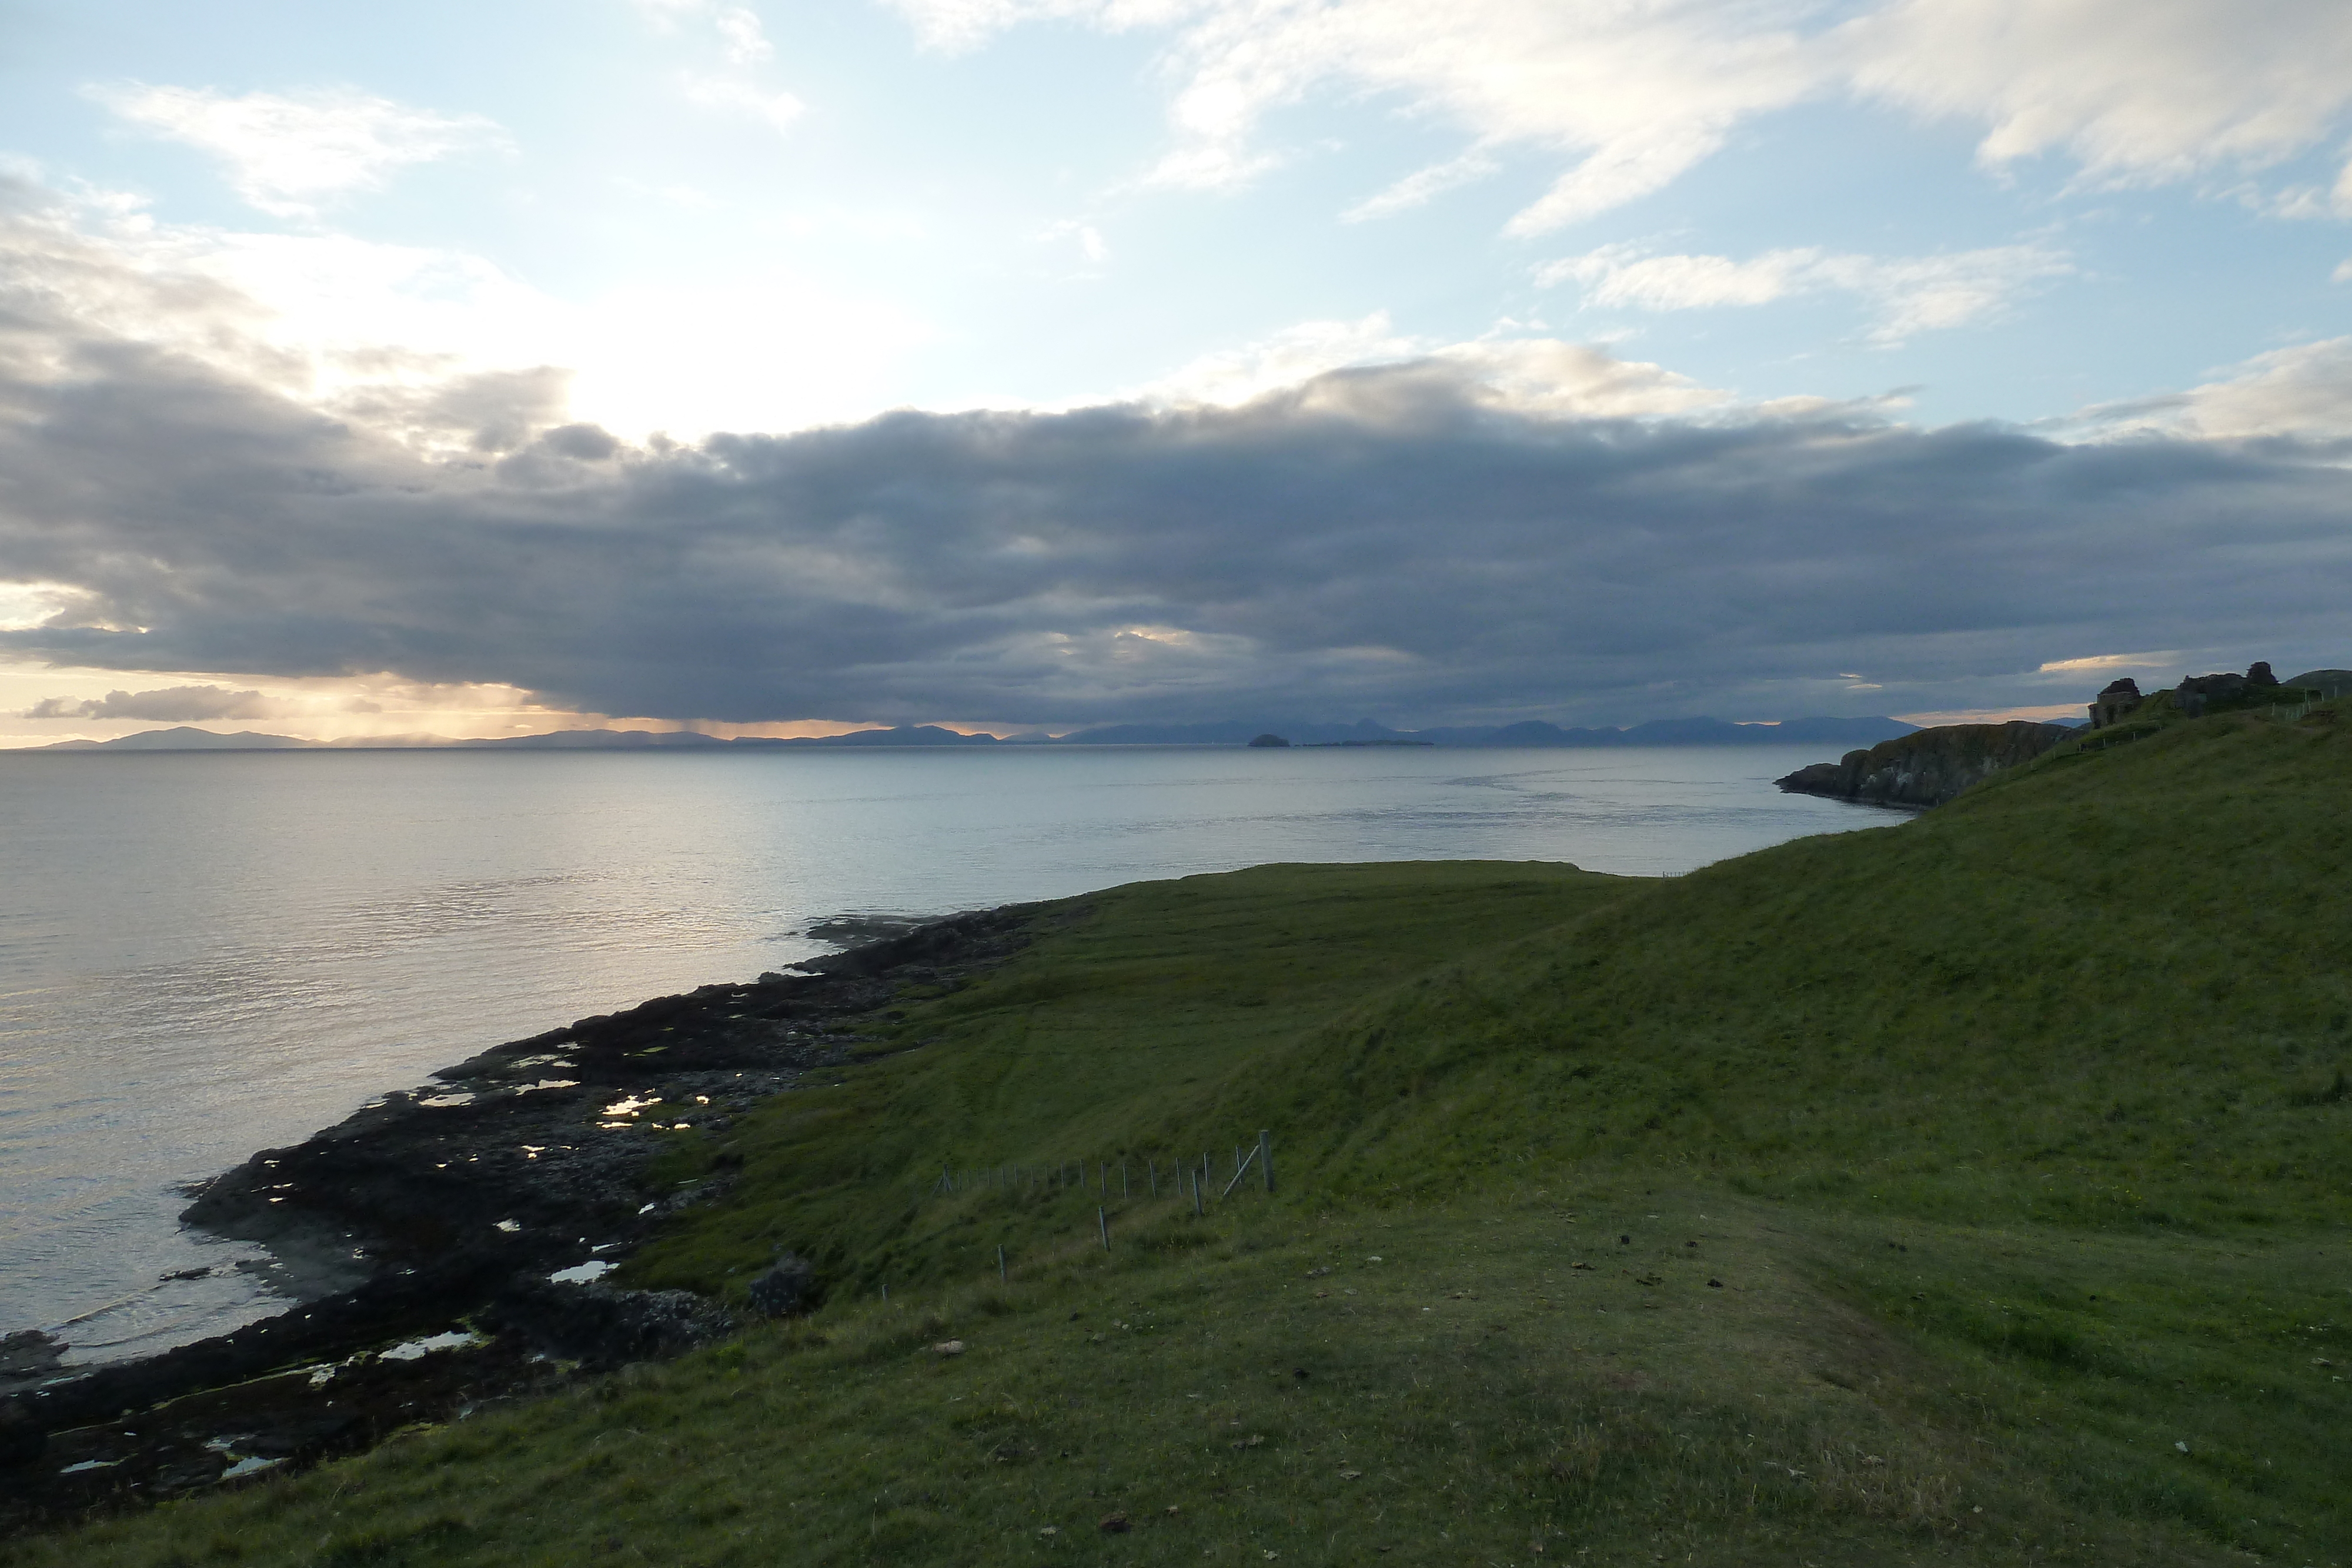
1776 720 2076 809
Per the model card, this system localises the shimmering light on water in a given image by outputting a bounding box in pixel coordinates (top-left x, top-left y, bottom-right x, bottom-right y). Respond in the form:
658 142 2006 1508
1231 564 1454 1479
0 744 1895 1359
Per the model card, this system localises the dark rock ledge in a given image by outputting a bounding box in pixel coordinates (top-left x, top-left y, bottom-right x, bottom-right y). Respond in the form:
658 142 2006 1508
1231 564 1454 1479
1775 720 2076 810
0 907 1037 1536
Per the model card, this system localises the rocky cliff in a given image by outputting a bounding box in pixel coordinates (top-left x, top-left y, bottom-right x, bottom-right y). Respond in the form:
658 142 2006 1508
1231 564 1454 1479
1776 719 2076 809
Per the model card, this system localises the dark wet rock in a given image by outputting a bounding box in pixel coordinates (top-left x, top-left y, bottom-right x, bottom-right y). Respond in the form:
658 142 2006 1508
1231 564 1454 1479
746 1253 817 1318
11 1244 526 1439
0 1400 44 1468
804 914 933 945
483 1279 733 1370
11 1339 569 1530
1776 721 2074 809
1 904 1038 1538
0 1330 65 1397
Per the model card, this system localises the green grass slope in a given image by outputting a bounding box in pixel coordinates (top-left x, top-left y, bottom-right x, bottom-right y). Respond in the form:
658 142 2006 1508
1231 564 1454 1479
15 708 2351 1567
1251 704 2352 1226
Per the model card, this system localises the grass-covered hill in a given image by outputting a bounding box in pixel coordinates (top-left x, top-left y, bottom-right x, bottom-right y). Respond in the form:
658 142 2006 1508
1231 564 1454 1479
14 706 2350 1567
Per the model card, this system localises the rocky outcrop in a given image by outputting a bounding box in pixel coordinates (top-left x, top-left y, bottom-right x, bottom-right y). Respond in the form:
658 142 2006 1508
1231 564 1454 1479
1776 720 2076 810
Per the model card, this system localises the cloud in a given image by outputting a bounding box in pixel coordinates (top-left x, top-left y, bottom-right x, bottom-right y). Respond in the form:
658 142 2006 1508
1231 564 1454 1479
1343 149 1502 223
2036 651 2182 674
0 176 928 446
2069 337 2352 443
1037 218 1111 271
1092 0 1818 223
1842 0 2352 198
636 1 806 131
5 169 2350 732
1130 315 1728 415
0 581 86 631
636 0 776 59
680 75 808 132
713 6 777 63
25 685 276 721
1137 311 1425 405
88 83 507 217
884 0 2352 230
1541 241 2074 343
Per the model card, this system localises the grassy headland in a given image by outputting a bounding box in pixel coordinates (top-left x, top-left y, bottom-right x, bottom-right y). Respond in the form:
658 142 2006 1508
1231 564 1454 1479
13 707 2350 1566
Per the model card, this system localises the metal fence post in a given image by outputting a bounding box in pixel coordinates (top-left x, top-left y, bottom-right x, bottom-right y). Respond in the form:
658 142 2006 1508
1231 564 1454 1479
1259 1129 1274 1193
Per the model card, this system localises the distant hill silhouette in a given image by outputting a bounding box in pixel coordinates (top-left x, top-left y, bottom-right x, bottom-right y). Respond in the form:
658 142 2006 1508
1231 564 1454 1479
29 716 1919 753
1057 716 1918 748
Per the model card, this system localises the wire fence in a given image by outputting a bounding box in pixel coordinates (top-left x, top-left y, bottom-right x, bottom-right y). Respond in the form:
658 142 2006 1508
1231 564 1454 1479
2073 693 2329 756
864 1132 1278 1299
928 1129 1275 1213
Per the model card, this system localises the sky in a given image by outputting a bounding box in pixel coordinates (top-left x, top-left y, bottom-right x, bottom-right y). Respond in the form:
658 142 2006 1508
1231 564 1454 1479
0 0 2348 743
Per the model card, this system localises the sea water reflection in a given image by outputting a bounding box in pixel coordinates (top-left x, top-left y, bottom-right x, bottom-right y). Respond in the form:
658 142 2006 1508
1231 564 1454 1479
0 744 1893 1358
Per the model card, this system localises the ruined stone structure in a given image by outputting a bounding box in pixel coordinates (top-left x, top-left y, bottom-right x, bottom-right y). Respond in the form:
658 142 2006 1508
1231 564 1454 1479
2088 678 2143 730
2176 662 2280 718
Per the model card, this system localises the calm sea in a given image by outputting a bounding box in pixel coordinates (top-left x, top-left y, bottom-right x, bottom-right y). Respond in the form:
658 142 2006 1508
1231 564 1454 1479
0 744 1889 1359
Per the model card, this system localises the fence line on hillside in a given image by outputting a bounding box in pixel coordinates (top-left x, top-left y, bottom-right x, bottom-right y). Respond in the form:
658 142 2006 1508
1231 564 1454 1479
2079 694 2329 756
866 1132 1277 1302
928 1130 1273 1209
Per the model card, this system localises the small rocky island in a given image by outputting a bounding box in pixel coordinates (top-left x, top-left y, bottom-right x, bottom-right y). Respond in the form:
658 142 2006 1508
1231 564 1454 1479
0 908 1038 1533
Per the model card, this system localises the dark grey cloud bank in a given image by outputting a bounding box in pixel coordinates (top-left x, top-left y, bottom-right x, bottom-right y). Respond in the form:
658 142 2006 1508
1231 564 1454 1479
3 219 2348 727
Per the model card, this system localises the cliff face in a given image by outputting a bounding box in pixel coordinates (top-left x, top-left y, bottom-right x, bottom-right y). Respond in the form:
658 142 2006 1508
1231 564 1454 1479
1776 720 2076 809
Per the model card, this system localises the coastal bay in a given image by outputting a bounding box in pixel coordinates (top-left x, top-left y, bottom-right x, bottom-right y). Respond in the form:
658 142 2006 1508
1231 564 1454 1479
0 745 1870 1363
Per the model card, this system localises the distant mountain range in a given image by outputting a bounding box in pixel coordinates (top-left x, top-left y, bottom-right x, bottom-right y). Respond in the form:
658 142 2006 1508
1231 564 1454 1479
1064 716 1924 748
27 716 1924 753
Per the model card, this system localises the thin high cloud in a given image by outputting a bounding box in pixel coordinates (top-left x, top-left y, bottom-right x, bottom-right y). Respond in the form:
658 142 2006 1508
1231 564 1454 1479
634 0 809 133
1541 242 2074 345
884 0 2352 231
2 178 2348 732
88 84 508 218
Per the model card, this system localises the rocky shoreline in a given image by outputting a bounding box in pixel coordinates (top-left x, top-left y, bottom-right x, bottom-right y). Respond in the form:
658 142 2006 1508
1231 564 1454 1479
0 906 1039 1536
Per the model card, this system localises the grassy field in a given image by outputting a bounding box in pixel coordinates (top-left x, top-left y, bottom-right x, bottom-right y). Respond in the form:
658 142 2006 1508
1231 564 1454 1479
12 707 2350 1566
